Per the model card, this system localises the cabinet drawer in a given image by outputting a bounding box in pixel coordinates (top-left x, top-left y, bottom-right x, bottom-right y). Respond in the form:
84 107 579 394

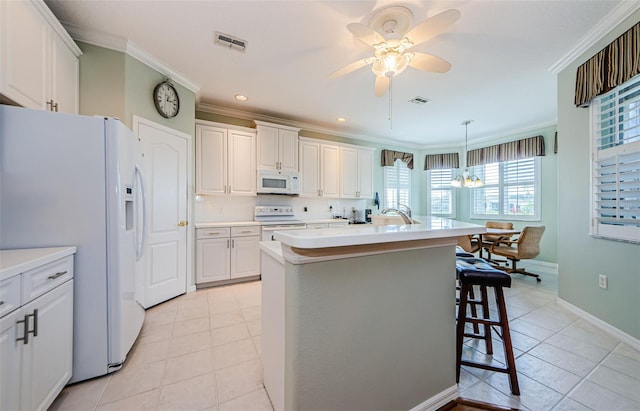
231 226 261 237
0 275 21 318
22 255 73 304
197 227 231 239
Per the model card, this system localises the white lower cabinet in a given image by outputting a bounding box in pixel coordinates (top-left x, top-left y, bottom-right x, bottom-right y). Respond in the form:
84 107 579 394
196 226 261 284
0 249 74 411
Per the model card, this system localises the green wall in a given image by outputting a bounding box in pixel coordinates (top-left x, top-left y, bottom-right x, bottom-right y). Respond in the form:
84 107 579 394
79 42 195 138
557 11 640 339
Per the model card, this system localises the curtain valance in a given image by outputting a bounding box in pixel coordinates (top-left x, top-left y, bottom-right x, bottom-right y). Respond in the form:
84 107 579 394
423 153 459 170
467 135 545 167
381 149 414 169
574 21 640 107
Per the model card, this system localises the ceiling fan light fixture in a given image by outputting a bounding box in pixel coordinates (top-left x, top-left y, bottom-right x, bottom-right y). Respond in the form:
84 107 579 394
371 51 411 77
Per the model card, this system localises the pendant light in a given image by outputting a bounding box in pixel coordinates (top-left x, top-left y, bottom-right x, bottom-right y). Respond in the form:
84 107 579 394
451 120 483 188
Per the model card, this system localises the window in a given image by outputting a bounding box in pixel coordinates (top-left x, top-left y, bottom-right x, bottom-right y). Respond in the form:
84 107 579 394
427 169 455 217
470 157 540 220
383 158 411 209
591 74 640 243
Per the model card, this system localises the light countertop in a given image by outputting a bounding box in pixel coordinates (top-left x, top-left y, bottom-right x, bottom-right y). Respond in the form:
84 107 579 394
195 221 261 229
0 247 77 281
273 216 485 249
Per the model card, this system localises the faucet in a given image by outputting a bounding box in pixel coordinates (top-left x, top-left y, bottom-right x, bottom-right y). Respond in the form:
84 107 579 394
381 208 413 224
398 204 412 218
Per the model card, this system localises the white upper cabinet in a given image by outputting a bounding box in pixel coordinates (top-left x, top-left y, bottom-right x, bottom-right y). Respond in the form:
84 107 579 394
299 138 339 198
340 146 374 199
300 137 374 199
0 0 80 114
255 121 300 173
195 120 256 196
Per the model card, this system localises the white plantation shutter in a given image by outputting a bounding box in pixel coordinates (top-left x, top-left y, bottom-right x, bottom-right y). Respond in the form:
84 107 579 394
384 159 411 209
592 75 640 243
471 159 540 220
428 169 455 217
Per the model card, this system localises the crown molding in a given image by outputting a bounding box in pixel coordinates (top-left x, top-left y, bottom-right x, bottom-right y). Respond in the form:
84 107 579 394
60 22 200 93
549 1 640 74
196 101 425 149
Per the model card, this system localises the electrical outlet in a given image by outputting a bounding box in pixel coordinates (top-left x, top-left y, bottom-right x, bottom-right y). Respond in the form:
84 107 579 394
598 274 608 289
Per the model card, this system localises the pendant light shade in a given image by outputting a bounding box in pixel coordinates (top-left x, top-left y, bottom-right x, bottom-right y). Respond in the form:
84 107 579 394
451 120 483 188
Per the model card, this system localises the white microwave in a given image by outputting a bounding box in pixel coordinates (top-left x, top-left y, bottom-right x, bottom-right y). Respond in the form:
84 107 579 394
257 169 300 195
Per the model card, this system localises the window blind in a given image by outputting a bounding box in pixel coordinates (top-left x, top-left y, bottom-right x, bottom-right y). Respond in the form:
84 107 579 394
592 74 640 242
384 159 411 209
428 169 455 216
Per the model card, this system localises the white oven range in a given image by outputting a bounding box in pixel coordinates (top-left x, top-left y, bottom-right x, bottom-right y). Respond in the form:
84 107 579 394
254 206 306 241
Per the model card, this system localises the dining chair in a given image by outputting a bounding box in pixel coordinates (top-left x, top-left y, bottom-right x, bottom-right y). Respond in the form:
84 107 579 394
489 226 546 281
457 235 481 254
482 221 515 261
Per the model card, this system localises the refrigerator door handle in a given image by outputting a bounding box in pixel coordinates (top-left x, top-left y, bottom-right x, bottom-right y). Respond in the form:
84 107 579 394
135 164 148 261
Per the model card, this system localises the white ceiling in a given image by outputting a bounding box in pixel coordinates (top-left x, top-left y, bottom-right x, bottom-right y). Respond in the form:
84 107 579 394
45 0 629 147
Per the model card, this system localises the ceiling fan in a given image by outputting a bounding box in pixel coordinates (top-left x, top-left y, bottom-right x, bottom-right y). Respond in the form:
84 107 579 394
330 6 460 97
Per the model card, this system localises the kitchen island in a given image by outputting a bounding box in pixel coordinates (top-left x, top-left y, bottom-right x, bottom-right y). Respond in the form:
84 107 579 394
261 217 485 411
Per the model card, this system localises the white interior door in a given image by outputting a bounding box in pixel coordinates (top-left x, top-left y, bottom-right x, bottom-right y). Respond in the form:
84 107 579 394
134 117 190 308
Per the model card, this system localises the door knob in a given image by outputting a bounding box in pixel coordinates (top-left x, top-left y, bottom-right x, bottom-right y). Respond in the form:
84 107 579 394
178 221 188 227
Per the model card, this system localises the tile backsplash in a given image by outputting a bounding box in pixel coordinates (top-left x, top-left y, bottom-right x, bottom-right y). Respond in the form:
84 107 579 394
195 195 375 223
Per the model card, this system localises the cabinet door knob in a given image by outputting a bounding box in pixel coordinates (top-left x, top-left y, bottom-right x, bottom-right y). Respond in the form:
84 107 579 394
178 221 188 227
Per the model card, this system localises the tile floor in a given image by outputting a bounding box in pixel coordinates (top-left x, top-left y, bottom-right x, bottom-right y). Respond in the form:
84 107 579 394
49 266 639 411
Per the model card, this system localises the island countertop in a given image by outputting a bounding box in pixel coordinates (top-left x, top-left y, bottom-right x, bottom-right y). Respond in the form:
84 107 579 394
273 216 485 249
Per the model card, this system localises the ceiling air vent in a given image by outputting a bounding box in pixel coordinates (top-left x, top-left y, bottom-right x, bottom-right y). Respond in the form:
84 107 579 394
215 31 247 52
409 96 430 104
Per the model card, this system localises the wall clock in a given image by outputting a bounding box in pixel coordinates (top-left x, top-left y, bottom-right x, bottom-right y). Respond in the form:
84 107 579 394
153 80 180 118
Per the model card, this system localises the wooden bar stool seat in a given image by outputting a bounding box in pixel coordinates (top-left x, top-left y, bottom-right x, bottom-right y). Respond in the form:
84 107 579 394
455 257 520 396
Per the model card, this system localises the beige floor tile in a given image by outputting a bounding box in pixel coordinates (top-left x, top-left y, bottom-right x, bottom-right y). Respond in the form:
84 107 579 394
173 317 211 337
209 299 241 314
569 380 640 411
164 348 214 385
252 335 262 357
602 350 640 379
246 319 261 336
459 381 523 410
508 318 557 341
515 353 581 395
95 389 160 411
210 310 245 329
211 323 251 347
127 339 171 367
241 305 261 321
587 365 640 402
138 323 174 345
215 358 264 403
168 330 212 358
560 320 620 351
218 388 273 411
158 372 217 411
99 360 165 405
615 343 640 361
528 343 597 377
49 375 109 411
551 397 594 411
486 371 564 411
213 338 258 370
175 305 210 322
545 333 611 363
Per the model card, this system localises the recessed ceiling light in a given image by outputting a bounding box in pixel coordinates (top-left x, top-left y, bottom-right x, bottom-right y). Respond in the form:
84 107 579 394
336 117 347 122
235 94 248 102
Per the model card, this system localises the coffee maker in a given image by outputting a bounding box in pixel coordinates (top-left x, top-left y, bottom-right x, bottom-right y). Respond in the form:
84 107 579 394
365 209 372 223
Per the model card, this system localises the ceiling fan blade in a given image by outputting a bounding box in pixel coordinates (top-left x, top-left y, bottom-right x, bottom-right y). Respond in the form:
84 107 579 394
409 53 452 73
405 9 460 46
347 22 385 47
374 75 389 97
329 58 371 78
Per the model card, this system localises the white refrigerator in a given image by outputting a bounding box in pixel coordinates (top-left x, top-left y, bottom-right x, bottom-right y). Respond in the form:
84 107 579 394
0 105 146 383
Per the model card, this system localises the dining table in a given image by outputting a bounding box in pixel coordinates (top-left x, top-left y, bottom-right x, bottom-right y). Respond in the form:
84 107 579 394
478 227 521 259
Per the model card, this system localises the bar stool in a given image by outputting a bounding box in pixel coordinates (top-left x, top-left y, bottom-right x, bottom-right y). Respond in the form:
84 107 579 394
455 257 520 396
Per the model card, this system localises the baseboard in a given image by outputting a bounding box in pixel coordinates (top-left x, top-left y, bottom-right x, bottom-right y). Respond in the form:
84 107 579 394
556 298 640 351
409 385 459 411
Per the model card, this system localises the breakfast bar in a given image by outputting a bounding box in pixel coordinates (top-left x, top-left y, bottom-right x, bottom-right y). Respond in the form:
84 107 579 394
261 217 485 411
